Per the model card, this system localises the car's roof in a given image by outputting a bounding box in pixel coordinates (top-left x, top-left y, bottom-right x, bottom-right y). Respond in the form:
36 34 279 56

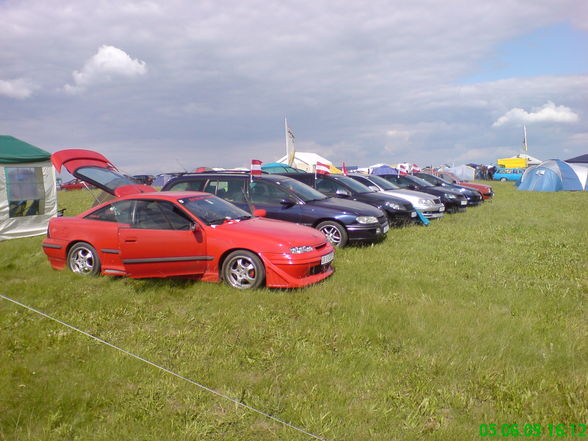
171 172 295 183
116 190 212 200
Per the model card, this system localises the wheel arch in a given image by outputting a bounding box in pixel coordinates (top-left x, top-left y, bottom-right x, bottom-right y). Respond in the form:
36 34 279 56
218 247 264 273
311 217 346 229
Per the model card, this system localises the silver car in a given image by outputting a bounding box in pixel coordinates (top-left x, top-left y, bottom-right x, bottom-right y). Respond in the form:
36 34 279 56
348 174 446 219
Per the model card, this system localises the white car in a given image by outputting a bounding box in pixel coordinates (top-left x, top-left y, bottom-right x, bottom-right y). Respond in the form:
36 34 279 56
348 174 446 219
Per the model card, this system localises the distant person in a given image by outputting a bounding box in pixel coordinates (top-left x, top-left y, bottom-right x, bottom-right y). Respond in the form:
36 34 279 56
488 166 496 181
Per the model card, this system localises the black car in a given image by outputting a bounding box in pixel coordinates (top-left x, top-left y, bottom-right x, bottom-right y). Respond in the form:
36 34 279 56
413 172 484 206
379 174 468 213
278 173 418 226
132 174 155 185
162 172 389 247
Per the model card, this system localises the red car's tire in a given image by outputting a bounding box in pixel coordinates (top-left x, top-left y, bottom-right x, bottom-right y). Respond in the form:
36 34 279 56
222 250 265 289
67 242 101 276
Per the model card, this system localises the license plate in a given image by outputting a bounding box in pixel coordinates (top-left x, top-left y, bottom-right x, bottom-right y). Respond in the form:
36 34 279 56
321 252 334 265
460 200 467 205
383 224 389 233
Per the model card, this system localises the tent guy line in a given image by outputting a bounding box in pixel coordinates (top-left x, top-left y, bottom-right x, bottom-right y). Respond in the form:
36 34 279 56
0 294 330 441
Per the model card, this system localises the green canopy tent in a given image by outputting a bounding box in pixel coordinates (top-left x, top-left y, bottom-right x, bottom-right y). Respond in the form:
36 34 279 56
0 136 58 240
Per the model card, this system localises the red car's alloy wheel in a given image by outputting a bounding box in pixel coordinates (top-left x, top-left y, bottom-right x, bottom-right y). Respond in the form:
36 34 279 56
67 242 101 276
222 250 266 289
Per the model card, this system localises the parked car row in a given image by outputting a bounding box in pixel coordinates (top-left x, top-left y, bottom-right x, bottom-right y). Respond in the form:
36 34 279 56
43 149 491 290
431 171 494 200
162 172 389 248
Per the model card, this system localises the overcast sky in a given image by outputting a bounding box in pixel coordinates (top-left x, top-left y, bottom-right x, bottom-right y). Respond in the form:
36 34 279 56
1 0 587 174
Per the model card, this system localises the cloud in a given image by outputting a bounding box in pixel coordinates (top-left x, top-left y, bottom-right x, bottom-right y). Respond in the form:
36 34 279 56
569 132 588 145
1 0 587 169
0 78 34 99
64 45 147 94
454 146 518 162
492 101 579 127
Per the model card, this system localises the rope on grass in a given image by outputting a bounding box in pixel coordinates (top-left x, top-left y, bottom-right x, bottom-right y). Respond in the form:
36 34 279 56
0 294 329 441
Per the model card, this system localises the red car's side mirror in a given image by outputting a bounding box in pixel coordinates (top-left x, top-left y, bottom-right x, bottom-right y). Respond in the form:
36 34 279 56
253 209 267 217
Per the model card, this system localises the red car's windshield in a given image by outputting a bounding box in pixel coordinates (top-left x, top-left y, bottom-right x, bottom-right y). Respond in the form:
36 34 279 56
178 195 252 225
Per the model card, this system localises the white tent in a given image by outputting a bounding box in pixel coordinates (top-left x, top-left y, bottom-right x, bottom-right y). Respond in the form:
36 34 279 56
508 153 543 166
0 136 57 241
276 151 335 172
440 164 476 181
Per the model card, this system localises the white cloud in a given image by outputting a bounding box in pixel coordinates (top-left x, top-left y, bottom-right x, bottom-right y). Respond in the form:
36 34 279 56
492 101 579 127
1 0 587 169
64 45 147 94
0 78 34 99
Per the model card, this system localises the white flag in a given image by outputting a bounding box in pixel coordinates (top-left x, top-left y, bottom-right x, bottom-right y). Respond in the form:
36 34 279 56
285 118 296 166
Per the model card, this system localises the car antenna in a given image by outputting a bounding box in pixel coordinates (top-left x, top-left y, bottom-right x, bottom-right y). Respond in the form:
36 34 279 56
175 159 188 172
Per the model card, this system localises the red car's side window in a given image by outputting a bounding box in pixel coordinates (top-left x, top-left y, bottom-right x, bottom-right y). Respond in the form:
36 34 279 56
133 200 192 231
85 200 133 223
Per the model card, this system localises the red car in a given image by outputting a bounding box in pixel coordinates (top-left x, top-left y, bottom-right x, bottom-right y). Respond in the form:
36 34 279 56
435 172 494 200
59 178 86 190
42 149 334 289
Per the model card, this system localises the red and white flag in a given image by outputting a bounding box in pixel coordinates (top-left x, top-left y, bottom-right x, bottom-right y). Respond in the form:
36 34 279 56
412 163 421 172
251 159 262 176
398 163 408 175
315 162 330 175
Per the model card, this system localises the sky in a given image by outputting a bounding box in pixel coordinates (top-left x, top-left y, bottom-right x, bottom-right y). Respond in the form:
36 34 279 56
1 0 587 175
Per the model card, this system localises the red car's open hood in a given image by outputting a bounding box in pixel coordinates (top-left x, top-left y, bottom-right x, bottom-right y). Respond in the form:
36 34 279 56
51 148 156 196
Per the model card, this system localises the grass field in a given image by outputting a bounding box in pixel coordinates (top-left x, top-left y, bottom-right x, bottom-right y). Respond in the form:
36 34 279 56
1 183 586 441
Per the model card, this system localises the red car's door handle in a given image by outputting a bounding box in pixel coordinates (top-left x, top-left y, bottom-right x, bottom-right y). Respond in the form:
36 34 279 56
124 237 137 243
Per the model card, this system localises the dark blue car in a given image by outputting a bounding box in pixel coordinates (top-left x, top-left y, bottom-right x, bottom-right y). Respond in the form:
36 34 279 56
277 173 418 226
162 172 389 247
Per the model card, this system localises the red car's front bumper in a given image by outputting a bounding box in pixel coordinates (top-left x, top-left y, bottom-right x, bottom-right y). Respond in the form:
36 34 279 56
259 250 335 288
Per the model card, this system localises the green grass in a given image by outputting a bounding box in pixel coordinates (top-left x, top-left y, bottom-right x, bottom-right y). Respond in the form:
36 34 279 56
1 183 586 441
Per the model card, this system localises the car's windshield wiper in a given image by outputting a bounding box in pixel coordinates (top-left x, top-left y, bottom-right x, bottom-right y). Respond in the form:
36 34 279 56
236 215 252 220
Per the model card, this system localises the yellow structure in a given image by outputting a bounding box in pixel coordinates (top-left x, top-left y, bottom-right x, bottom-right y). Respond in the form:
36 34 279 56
497 157 528 168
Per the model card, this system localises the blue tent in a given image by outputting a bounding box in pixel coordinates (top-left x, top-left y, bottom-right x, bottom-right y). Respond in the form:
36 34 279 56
261 162 305 173
518 159 587 192
565 153 588 164
371 165 399 176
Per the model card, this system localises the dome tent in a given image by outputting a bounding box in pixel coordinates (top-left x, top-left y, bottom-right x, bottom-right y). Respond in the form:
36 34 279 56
261 162 305 173
370 164 399 176
0 136 58 240
518 159 587 192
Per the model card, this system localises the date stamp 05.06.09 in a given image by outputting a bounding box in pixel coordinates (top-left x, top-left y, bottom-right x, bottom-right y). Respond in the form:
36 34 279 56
480 424 587 438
